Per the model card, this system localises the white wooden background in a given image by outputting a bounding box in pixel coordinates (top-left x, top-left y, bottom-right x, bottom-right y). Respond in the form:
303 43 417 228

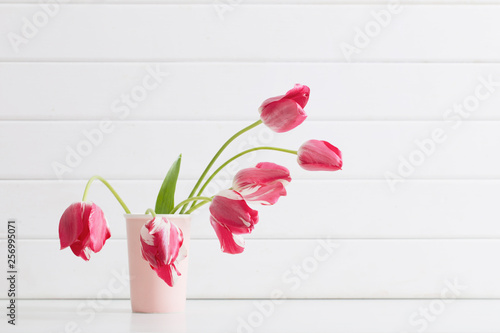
1 1 500 331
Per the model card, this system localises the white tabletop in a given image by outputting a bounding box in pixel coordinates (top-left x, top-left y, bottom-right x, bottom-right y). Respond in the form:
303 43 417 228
2 299 500 333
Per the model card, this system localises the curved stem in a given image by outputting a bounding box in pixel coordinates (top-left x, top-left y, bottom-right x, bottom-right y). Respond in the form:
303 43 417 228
82 175 131 214
186 200 210 214
172 196 212 214
180 119 263 213
145 208 156 217
196 146 298 199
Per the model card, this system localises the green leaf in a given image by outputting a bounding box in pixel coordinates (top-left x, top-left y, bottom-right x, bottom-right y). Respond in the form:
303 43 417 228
155 154 182 214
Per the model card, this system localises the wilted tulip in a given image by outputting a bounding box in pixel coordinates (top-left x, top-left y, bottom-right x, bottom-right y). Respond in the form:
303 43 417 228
59 202 111 261
209 190 259 254
140 217 186 287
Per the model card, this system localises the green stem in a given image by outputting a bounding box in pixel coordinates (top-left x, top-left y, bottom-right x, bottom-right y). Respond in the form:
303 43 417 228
186 200 210 214
82 175 131 214
180 119 263 213
172 196 212 214
195 146 298 199
145 208 156 217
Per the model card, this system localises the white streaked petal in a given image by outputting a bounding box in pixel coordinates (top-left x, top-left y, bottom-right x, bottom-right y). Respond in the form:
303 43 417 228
177 243 188 262
238 186 260 197
232 234 245 248
82 246 91 260
161 222 172 265
218 189 243 201
148 217 164 234
140 224 155 246
239 216 251 227
278 179 290 187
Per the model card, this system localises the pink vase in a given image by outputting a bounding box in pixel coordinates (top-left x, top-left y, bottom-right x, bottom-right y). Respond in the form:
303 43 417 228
125 214 191 313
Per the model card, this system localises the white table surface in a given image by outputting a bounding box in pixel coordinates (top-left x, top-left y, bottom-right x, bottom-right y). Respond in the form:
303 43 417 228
1 299 500 333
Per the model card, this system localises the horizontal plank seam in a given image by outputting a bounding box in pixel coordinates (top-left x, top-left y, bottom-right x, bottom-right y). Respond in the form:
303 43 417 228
4 60 500 64
2 119 500 122
2 2 500 5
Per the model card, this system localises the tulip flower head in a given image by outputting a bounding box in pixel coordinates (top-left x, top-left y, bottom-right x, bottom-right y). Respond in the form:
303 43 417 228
259 84 309 133
209 190 259 254
297 140 343 171
59 202 111 261
140 217 186 287
233 162 291 205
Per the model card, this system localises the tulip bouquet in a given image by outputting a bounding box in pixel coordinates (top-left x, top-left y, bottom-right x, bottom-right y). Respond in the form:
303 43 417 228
59 84 342 287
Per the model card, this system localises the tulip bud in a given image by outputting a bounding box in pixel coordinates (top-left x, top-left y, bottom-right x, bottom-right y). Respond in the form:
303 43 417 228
297 140 343 171
259 84 309 133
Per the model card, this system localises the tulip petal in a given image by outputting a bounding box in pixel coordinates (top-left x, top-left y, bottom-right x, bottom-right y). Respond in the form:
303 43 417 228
239 183 286 206
168 225 184 265
233 162 291 205
297 140 343 171
70 244 90 261
260 99 307 133
140 224 161 267
152 263 180 287
210 217 245 254
88 203 111 254
255 162 290 174
177 243 188 261
69 216 91 260
209 190 259 234
258 95 285 113
59 202 86 249
284 84 310 108
68 204 92 260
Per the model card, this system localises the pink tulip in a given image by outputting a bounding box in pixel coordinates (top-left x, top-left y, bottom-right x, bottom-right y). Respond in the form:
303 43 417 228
59 202 111 261
297 140 343 171
140 217 186 287
259 84 310 133
209 190 259 254
233 162 291 205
